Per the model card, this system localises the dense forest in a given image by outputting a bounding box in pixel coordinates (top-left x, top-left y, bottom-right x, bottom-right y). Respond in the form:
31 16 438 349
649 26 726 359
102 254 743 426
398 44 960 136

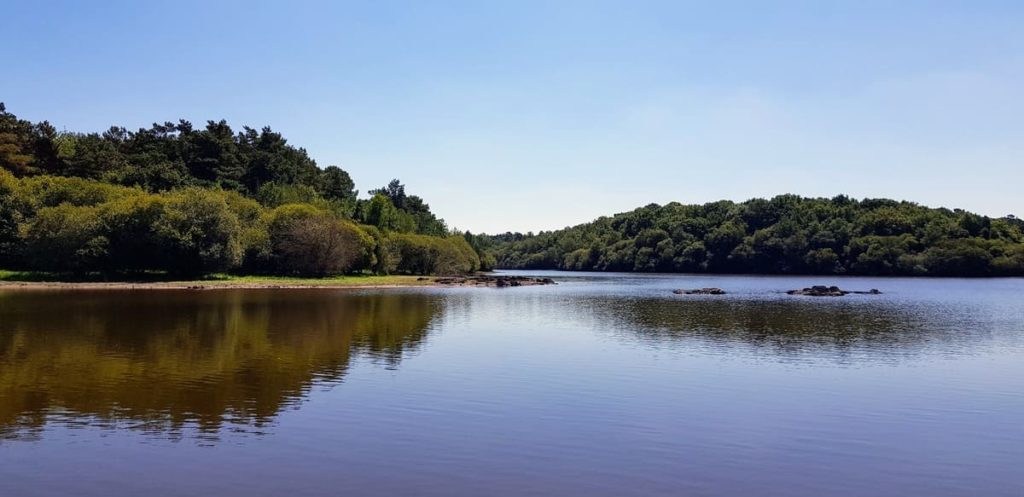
492 196 1024 276
4 103 1022 278
0 103 492 276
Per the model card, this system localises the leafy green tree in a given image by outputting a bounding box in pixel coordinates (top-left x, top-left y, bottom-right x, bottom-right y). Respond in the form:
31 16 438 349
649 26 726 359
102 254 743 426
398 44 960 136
0 169 25 266
22 204 109 273
256 182 320 207
363 193 415 233
921 239 994 276
319 166 357 203
100 192 166 272
0 103 35 176
804 248 842 273
152 188 243 275
387 233 479 275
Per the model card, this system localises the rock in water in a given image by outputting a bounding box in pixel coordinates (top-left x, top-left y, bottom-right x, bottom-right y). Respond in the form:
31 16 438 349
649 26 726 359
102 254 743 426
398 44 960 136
787 285 883 297
434 275 556 288
673 288 726 295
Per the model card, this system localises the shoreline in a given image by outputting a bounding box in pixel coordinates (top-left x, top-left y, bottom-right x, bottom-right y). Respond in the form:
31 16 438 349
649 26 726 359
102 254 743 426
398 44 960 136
0 281 434 291
0 273 437 291
0 274 557 291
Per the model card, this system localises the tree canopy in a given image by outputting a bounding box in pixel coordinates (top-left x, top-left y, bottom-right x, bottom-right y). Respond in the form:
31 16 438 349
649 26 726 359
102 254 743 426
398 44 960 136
3 103 1020 278
0 103 488 276
491 195 1024 277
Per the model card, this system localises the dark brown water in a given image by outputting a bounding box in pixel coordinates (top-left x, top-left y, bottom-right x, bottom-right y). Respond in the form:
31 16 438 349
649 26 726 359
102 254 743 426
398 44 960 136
1 272 1022 496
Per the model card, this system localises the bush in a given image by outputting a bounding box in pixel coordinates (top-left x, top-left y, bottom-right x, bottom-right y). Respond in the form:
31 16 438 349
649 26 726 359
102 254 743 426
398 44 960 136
256 182 320 207
152 188 243 275
19 175 134 209
387 233 479 275
100 192 165 272
22 203 108 272
992 245 1024 276
0 169 24 266
921 240 994 276
0 172 475 277
223 191 271 271
269 204 373 275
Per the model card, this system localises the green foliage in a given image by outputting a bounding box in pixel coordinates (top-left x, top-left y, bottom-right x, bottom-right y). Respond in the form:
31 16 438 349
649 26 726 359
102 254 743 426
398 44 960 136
366 179 447 235
0 103 470 278
0 169 23 265
461 231 497 270
0 104 38 176
0 104 336 199
99 191 165 272
362 193 416 233
256 182 320 207
318 166 357 203
153 188 244 275
268 205 374 276
386 233 480 275
492 196 1024 277
19 174 135 208
22 204 109 273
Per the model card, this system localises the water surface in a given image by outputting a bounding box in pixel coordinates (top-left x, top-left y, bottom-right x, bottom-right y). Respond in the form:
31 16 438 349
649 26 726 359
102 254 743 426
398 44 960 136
1 272 1022 496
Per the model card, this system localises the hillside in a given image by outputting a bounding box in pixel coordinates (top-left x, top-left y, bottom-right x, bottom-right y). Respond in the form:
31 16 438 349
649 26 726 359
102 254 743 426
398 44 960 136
491 196 1024 276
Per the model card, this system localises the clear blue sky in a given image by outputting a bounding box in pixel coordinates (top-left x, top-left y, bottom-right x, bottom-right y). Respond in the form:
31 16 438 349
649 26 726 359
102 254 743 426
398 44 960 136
3 1 1022 233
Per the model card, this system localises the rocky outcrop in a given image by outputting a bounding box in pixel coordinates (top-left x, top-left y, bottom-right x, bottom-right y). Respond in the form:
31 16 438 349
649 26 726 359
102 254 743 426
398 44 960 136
434 275 556 288
787 285 882 297
673 288 726 295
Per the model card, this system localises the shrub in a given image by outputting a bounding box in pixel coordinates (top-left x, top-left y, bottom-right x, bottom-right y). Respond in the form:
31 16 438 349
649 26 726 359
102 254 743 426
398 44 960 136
269 204 373 275
22 203 108 273
19 175 134 209
256 182 320 207
387 233 480 275
152 188 243 275
0 169 24 266
100 192 165 272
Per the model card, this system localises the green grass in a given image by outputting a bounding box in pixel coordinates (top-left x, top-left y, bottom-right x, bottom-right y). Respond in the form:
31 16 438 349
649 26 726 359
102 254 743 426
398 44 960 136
0 269 433 287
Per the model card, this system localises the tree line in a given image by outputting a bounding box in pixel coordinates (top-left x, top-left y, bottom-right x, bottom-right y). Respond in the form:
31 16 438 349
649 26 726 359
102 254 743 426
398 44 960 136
492 196 1024 276
0 103 486 276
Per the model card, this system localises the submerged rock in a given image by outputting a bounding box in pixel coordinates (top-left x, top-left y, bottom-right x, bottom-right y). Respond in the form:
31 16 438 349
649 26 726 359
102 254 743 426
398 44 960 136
787 285 882 297
673 288 726 295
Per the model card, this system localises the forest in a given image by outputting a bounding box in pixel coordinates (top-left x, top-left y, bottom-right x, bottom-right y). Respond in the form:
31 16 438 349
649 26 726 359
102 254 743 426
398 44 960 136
0 103 491 277
4 102 1023 278
491 196 1024 277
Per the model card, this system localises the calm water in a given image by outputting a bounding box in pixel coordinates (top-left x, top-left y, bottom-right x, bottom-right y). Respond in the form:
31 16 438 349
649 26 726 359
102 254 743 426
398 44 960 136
1 272 1022 497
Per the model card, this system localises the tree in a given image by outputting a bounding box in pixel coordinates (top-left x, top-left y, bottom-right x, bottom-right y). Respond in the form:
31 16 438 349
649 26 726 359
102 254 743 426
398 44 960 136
0 104 35 176
22 204 109 273
271 212 369 276
319 166 357 203
0 169 24 266
152 188 243 275
386 233 479 275
489 194 1024 277
370 179 407 210
363 193 414 233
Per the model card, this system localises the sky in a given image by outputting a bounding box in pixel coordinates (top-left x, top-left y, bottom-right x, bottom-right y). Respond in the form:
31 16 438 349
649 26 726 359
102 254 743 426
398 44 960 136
2 0 1022 233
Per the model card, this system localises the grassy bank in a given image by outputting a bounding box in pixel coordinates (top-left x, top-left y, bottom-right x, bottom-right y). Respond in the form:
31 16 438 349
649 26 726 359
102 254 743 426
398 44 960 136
0 270 436 289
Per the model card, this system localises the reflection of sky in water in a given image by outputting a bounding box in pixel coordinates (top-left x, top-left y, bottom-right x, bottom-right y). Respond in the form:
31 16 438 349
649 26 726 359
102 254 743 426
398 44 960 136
1 275 1022 497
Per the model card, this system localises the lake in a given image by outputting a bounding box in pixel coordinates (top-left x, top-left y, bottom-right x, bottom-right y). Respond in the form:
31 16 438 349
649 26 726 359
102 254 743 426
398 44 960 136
1 272 1022 497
